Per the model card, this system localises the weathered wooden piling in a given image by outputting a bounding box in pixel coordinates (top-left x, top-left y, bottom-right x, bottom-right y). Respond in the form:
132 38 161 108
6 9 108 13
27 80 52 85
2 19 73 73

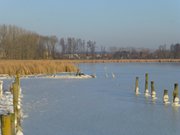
151 81 156 98
10 113 16 135
0 80 3 97
163 89 169 104
173 83 179 105
10 73 23 134
13 77 20 134
135 77 139 95
15 73 20 89
0 114 12 135
12 81 19 126
144 73 149 96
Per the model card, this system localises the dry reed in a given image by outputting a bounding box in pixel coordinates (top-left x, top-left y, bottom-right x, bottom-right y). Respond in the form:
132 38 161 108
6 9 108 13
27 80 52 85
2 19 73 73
0 60 77 75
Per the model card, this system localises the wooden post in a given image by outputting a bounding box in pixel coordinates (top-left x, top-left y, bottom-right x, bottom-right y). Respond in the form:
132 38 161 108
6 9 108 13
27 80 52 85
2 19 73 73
0 80 3 97
12 74 22 134
12 82 18 133
163 89 169 104
15 73 20 89
144 73 149 96
10 113 16 135
151 81 156 98
173 83 179 105
135 77 139 95
12 82 19 111
0 114 12 135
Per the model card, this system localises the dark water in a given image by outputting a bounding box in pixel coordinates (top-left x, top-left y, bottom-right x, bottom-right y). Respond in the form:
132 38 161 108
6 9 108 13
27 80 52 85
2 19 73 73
21 63 180 135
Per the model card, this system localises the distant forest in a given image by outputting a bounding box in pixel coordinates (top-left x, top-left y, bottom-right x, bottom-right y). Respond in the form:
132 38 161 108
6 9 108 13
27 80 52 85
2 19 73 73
0 24 180 60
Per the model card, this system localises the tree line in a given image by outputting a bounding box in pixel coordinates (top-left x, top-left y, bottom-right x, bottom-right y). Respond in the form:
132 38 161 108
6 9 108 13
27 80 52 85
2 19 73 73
0 24 97 59
110 44 180 59
0 24 180 59
0 24 57 59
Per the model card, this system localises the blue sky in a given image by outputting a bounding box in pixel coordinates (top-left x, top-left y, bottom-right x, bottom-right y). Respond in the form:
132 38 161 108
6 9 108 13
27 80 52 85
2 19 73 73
0 0 180 48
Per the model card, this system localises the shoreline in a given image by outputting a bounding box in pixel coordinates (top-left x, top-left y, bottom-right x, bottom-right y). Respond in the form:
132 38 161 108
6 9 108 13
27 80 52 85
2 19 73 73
1 59 180 63
0 73 94 80
67 59 180 63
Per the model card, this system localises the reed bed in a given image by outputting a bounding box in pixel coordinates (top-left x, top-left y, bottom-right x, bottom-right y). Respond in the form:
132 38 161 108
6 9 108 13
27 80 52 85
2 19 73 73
0 60 77 75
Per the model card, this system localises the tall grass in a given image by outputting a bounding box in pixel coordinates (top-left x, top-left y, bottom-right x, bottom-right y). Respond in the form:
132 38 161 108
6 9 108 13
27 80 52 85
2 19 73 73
0 60 77 75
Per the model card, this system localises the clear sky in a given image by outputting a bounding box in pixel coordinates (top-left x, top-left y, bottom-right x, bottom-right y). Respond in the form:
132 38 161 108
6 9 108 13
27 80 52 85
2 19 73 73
0 0 180 48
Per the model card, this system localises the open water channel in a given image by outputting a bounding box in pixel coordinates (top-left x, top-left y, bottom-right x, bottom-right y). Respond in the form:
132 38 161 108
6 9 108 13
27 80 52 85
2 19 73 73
18 63 180 135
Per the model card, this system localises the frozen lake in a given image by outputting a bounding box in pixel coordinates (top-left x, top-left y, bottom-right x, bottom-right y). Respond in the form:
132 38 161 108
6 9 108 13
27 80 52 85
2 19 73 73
20 63 180 135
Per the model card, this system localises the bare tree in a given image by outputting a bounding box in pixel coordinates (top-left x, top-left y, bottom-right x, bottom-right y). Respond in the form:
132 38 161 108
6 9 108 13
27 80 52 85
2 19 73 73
60 38 66 54
87 40 96 58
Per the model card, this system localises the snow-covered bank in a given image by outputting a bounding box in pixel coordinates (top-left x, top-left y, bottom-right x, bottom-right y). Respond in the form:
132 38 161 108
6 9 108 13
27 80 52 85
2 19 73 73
42 74 96 79
0 73 96 80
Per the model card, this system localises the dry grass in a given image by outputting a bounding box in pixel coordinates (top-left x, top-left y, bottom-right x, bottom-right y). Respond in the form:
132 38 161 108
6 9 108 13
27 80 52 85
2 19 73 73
0 60 77 75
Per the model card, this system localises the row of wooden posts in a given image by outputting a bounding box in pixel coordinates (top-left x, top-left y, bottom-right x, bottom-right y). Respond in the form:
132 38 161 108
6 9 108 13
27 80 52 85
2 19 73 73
135 73 179 105
0 74 23 135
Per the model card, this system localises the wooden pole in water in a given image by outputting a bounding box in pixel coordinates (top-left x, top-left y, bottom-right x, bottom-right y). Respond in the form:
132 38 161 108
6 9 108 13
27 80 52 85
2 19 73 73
15 73 20 89
151 81 156 98
144 73 149 96
12 82 18 133
10 113 16 135
163 89 169 104
0 114 12 135
173 83 179 104
135 77 139 95
0 80 3 97
12 74 22 134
